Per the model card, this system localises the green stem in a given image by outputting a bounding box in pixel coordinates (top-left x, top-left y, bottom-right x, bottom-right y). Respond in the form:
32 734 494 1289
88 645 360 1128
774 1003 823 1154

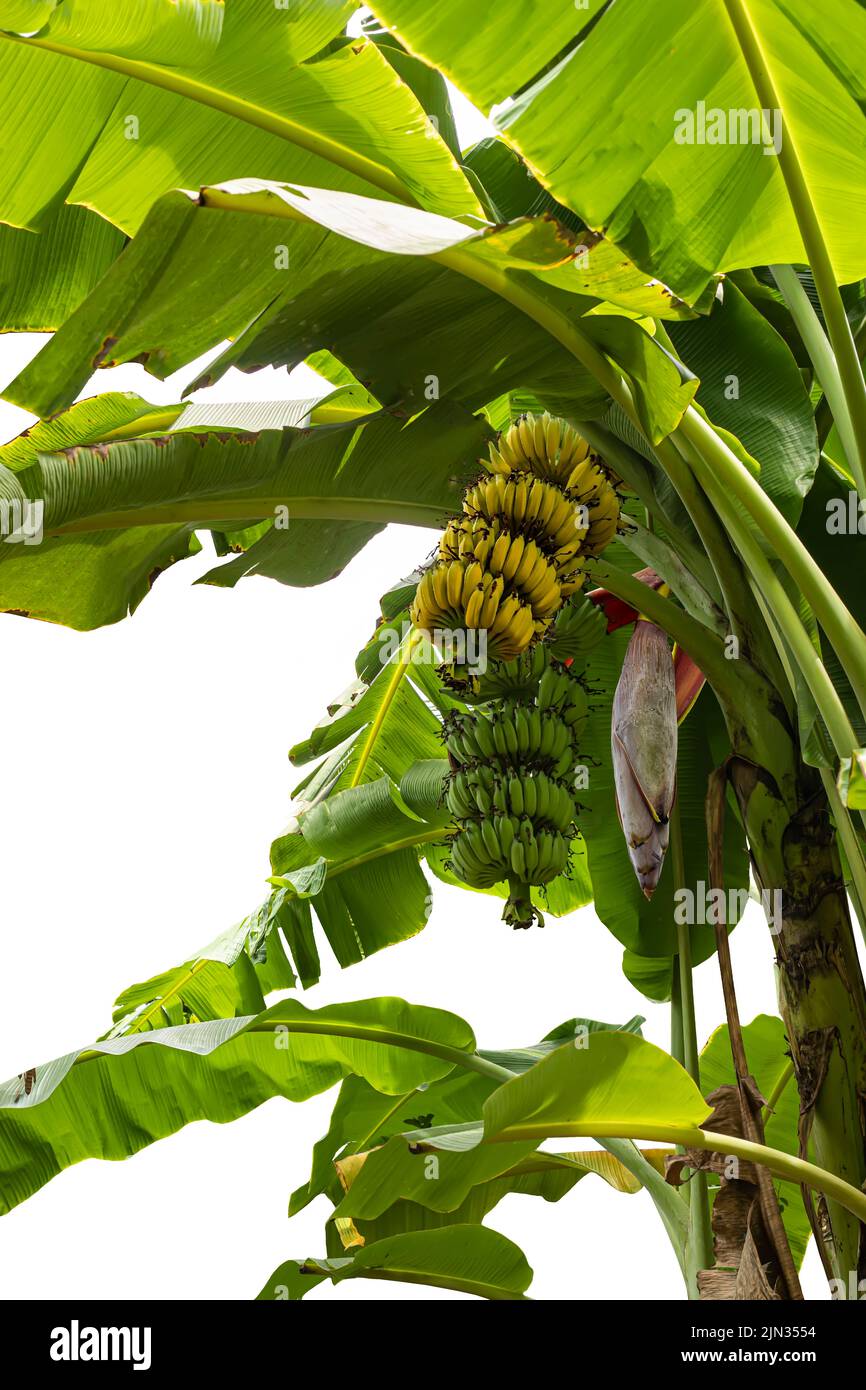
678 405 866 722
240 1019 518 1086
770 264 861 489
816 320 866 451
652 331 790 686
671 811 699 1085
688 447 857 757
670 967 685 1068
721 0 866 498
820 765 866 950
490 1122 866 1226
691 447 866 934
599 1138 690 1274
670 801 714 1292
652 436 748 640
761 1061 795 1127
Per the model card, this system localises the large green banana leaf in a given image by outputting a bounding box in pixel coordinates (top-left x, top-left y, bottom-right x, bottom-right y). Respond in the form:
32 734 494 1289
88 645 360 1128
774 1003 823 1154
291 1013 646 1215
0 203 126 332
414 1031 712 1150
4 179 695 428
326 1020 659 1232
668 280 819 526
0 995 477 1215
0 996 650 1224
371 0 866 302
0 0 479 245
0 392 486 628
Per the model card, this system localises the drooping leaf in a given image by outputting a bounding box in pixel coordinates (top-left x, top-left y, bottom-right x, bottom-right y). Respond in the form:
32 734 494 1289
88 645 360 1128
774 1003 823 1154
0 996 476 1215
257 1225 533 1300
269 774 448 972
290 1013 646 1215
0 396 486 628
4 180 606 419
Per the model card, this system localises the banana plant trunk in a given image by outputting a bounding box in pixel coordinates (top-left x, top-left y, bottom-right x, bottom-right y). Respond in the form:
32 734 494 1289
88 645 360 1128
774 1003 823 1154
727 730 866 1285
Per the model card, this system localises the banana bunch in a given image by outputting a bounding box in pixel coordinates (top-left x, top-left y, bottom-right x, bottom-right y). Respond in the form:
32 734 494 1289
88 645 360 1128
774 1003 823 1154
444 703 575 777
448 765 575 832
462 645 548 704
443 659 590 929
486 412 621 557
409 554 537 661
450 820 570 898
411 412 621 675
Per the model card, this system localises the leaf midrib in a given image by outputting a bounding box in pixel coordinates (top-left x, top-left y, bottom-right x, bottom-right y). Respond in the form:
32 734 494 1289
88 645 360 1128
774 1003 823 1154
48 496 451 534
0 31 417 210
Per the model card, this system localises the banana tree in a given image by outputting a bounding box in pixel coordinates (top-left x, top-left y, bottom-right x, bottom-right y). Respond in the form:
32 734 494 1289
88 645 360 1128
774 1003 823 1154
1 0 865 1300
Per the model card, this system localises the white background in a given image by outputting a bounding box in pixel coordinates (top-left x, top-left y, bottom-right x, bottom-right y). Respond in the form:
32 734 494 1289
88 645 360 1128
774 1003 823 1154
0 83 842 1304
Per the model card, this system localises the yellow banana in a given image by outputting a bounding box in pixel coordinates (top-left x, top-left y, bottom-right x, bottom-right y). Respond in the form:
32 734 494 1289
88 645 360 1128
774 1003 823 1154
479 576 504 627
502 533 525 582
518 416 537 464
487 445 510 476
489 531 510 576
543 413 561 466
446 560 465 609
512 540 541 589
432 565 451 610
523 479 543 527
462 561 483 604
464 586 485 627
